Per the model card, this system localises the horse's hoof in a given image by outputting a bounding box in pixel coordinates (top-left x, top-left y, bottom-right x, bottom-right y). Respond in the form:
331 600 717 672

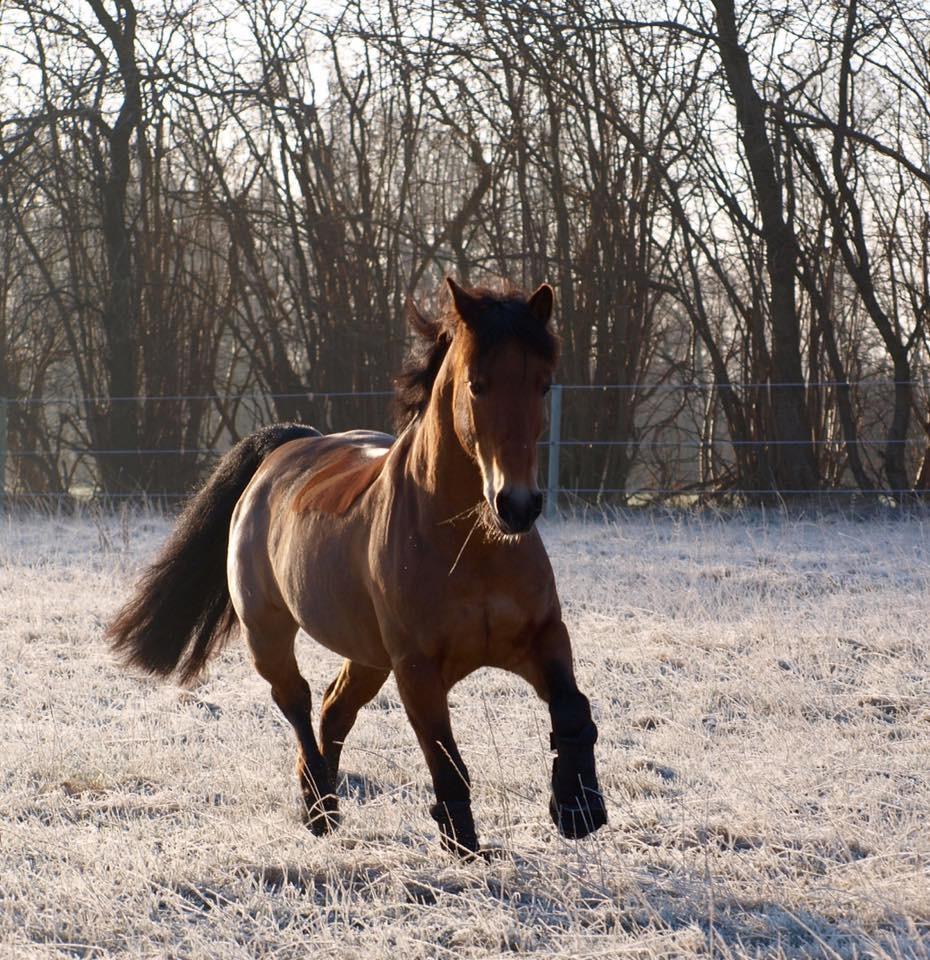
445 845 501 863
303 792 340 836
549 790 607 839
477 845 505 862
430 799 479 858
441 836 482 860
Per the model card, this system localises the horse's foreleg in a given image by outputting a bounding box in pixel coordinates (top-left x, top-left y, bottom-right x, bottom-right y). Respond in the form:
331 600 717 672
516 620 607 839
244 621 337 835
319 658 390 783
393 657 478 857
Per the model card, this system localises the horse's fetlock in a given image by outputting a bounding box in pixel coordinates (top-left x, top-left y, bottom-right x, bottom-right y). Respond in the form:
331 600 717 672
303 791 340 836
549 690 594 743
298 757 339 835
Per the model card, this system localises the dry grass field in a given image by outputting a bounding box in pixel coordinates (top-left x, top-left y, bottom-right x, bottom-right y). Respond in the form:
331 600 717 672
1 509 929 959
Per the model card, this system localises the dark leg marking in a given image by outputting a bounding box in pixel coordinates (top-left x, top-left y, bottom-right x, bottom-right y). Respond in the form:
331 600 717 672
271 677 339 835
548 691 607 839
394 658 479 857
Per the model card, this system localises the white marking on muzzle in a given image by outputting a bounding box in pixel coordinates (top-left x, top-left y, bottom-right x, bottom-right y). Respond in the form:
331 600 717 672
475 442 504 510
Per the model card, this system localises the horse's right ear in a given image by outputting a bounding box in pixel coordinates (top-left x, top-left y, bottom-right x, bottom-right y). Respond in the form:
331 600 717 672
405 295 440 341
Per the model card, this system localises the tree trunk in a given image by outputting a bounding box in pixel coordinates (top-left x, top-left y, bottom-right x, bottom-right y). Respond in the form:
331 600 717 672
712 0 819 492
88 0 143 493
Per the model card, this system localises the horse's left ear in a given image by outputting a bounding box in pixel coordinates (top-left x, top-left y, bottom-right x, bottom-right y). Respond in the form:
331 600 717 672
405 295 441 342
527 283 554 326
446 277 482 328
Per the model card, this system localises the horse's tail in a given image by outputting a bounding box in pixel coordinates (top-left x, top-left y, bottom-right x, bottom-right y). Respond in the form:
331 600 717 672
107 423 320 684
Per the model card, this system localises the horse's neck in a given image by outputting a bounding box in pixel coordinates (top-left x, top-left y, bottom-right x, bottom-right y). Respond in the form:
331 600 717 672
406 367 482 521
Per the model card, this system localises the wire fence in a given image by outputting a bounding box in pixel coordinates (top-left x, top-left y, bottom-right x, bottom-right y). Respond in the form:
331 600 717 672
1 379 929 509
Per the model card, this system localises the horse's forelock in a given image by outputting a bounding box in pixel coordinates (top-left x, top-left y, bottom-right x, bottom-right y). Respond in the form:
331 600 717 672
453 288 559 368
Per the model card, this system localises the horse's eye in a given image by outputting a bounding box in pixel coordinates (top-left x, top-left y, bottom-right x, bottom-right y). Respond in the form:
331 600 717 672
468 379 487 397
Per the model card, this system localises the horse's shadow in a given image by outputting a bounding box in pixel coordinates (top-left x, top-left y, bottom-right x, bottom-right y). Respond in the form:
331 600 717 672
174 808 921 958
334 771 391 804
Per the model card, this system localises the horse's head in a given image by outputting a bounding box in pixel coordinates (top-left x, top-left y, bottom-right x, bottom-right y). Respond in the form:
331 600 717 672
446 279 559 536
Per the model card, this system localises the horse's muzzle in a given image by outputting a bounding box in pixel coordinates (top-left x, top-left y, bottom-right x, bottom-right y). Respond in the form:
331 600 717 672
494 487 543 534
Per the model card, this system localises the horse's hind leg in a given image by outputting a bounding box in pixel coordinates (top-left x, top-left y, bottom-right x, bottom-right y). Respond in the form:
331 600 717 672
243 618 337 835
319 659 390 783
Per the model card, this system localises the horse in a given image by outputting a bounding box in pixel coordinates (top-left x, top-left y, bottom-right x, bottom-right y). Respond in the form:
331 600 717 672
107 279 607 856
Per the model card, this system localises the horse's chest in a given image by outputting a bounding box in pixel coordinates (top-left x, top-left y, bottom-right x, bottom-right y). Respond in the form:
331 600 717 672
438 586 536 666
483 591 531 640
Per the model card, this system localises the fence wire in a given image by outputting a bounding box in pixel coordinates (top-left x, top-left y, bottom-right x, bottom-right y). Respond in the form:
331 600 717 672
1 380 928 505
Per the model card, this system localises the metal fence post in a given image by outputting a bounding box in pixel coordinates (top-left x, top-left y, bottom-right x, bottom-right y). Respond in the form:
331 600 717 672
545 384 562 521
0 398 7 511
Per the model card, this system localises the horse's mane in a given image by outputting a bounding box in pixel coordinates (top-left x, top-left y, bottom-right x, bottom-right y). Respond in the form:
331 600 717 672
393 299 455 431
393 284 559 431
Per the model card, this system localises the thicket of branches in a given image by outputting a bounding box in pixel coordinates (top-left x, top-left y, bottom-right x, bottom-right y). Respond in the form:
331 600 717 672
1 0 929 502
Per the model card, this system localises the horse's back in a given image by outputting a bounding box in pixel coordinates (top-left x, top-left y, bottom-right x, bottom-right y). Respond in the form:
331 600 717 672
289 431 393 516
243 428 392 507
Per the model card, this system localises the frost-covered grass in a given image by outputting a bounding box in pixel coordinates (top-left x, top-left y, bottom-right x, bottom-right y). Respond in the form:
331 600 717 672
1 508 929 959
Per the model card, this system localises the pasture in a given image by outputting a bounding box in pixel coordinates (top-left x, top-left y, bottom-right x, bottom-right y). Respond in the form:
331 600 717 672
1 510 928 958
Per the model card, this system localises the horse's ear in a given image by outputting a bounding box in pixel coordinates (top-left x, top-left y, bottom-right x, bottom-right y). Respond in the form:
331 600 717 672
446 277 481 328
527 283 554 326
405 295 440 341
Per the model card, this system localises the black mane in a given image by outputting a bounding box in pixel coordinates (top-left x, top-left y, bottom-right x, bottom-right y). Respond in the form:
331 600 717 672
393 285 559 431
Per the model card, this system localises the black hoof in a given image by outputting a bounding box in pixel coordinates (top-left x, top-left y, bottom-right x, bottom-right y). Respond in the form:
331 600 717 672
299 756 339 835
430 799 479 858
303 791 340 835
549 789 607 839
476 845 505 862
444 839 482 861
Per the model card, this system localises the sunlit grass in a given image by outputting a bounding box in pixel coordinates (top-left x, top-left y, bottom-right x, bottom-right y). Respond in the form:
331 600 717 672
1 509 929 958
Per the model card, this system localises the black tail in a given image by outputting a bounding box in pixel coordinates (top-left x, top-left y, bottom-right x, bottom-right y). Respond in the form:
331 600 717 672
107 423 320 684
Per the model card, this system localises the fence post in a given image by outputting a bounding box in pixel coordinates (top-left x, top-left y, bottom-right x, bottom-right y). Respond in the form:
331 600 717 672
546 384 562 521
0 397 7 511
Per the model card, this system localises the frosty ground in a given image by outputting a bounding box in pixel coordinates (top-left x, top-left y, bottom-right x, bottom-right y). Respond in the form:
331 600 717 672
1 509 928 959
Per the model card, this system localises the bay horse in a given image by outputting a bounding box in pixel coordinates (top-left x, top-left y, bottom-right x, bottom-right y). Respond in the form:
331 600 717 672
107 279 607 856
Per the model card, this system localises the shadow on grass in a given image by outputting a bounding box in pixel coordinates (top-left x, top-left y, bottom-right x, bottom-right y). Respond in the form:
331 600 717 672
158 850 930 959
336 770 391 804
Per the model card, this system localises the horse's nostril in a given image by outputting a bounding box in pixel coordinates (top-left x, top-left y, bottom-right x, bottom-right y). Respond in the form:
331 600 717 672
495 489 513 524
494 488 541 534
